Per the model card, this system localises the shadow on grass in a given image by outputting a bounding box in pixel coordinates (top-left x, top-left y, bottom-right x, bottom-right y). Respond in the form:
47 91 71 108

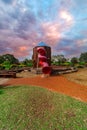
0 89 4 94
0 84 11 89
0 84 25 90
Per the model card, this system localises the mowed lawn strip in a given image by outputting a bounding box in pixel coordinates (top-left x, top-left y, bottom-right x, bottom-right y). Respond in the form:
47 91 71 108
0 86 87 130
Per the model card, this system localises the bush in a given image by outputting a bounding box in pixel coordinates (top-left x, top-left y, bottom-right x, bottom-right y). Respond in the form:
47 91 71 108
75 64 84 68
0 64 4 70
18 64 26 68
2 61 12 70
27 62 33 67
62 62 71 66
79 62 85 65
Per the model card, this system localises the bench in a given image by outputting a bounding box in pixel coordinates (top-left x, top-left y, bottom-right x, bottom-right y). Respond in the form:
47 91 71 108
0 72 16 78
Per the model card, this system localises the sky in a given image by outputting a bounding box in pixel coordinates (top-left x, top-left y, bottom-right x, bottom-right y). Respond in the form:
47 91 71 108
0 0 87 60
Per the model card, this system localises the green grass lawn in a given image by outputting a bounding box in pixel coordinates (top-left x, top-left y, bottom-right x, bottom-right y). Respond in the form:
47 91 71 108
0 85 87 130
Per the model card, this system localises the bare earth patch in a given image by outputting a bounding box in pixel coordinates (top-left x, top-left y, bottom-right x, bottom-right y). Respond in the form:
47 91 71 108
1 68 87 102
0 78 9 85
16 70 38 78
64 68 87 86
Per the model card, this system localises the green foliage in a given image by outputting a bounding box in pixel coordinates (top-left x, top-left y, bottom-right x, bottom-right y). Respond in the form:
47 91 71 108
62 62 71 66
51 61 72 67
52 55 67 64
0 54 19 64
74 63 84 68
0 56 4 64
2 60 12 70
22 58 33 67
51 61 59 66
0 64 4 70
79 52 87 62
18 63 26 68
0 86 87 130
11 64 19 69
79 62 85 65
27 62 33 67
71 57 79 65
0 52 87 70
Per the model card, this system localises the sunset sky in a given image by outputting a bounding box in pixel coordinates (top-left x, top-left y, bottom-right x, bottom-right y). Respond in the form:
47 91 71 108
0 0 87 60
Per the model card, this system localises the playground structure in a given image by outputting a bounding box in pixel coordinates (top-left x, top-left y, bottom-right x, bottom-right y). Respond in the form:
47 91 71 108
37 47 51 74
32 42 51 74
32 42 51 68
32 42 78 75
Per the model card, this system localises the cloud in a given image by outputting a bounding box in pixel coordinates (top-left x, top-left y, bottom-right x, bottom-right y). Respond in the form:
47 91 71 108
41 22 61 42
13 46 30 59
0 40 13 54
52 36 87 58
76 39 87 47
15 11 36 32
0 21 9 30
59 10 73 22
40 13 74 47
2 0 13 4
54 37 87 58
0 0 87 60
0 38 32 59
19 46 28 51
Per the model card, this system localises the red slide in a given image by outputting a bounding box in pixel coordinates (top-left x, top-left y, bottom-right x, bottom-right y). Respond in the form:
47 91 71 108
37 47 51 74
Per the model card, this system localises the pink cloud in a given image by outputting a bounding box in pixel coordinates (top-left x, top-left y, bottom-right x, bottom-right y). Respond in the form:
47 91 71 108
41 14 74 47
41 22 61 46
59 10 74 22
76 39 87 47
19 46 28 51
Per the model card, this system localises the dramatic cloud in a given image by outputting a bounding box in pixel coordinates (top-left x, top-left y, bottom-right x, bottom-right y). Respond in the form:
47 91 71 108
2 0 13 4
0 0 87 60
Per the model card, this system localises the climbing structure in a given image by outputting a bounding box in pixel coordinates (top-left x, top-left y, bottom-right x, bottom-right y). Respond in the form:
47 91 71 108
37 47 51 74
32 42 51 68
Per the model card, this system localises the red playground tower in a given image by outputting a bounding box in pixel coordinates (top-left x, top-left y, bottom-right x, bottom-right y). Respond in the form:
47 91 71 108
32 42 51 74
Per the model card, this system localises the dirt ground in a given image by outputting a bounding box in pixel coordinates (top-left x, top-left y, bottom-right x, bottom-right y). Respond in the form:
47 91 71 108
16 68 87 86
16 70 38 78
0 78 9 85
2 68 87 103
0 68 87 102
63 68 87 86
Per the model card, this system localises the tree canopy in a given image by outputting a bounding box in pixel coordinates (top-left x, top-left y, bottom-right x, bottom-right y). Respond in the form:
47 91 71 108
52 55 66 64
0 54 19 64
71 57 79 64
79 52 87 63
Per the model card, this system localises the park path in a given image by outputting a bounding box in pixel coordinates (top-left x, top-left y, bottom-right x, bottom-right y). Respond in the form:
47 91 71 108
4 75 87 102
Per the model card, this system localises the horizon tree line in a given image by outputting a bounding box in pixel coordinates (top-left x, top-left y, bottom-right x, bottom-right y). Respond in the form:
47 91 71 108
0 52 87 70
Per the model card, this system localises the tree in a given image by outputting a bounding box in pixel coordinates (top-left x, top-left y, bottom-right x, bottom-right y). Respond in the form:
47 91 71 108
79 52 87 63
22 58 33 67
2 60 12 70
0 55 4 64
71 57 79 65
2 54 19 64
51 55 66 65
